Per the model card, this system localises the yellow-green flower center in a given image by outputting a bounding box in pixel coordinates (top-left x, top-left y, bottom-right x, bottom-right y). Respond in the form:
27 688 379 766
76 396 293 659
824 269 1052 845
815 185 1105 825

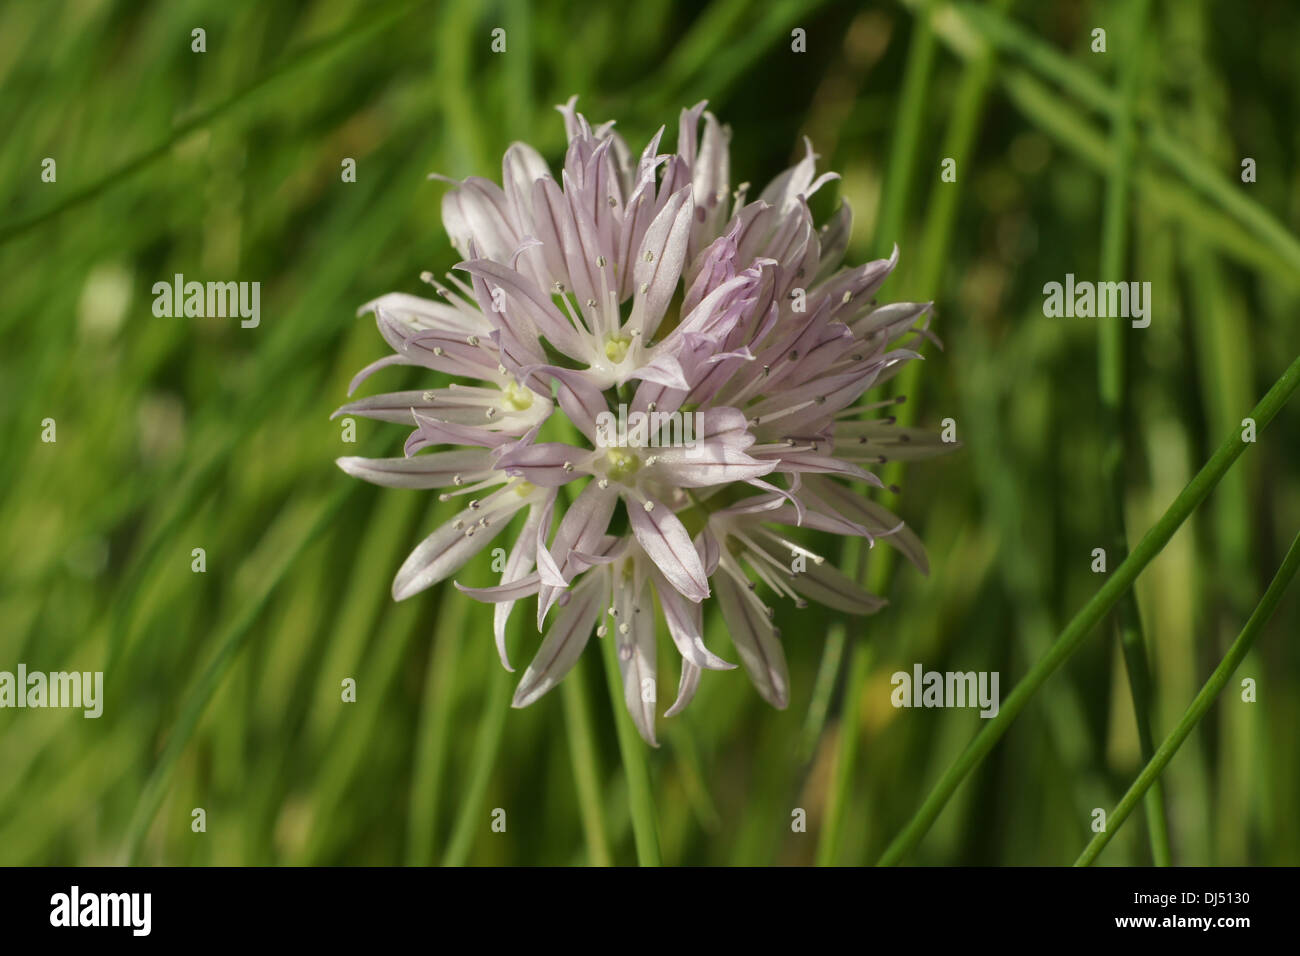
604 333 632 364
502 381 535 411
604 447 640 482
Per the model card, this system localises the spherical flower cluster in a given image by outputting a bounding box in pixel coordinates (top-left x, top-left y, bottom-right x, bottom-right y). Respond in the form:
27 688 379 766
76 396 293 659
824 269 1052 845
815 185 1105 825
335 98 951 743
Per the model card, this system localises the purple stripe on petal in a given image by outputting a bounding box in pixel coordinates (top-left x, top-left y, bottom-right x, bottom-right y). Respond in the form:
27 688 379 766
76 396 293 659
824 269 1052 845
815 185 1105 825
694 528 721 576
629 496 709 602
392 492 527 601
496 441 588 487
332 390 439 425
454 257 588 360
346 354 413 396
512 571 604 708
654 569 734 671
407 411 518 453
714 570 789 709
650 444 776 487
336 449 494 489
664 660 702 718
630 186 694 339
455 571 543 604
536 480 619 620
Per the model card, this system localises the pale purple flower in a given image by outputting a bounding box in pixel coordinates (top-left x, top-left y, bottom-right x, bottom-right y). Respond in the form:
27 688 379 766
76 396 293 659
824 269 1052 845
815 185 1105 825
335 97 954 744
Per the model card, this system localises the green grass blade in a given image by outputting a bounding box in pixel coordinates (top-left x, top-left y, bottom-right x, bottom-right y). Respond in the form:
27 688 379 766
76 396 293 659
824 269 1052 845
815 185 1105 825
561 670 614 866
878 348 1300 865
919 0 1300 274
1095 0 1170 866
1076 528 1300 865
815 2 938 867
442 662 512 866
600 625 662 866
119 483 357 863
0 0 426 248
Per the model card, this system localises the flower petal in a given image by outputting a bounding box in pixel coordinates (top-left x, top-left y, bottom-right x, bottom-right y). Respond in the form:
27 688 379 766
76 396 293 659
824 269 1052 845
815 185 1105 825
813 200 852 283
454 257 588 360
629 496 709 602
628 353 690 391
392 490 527 601
406 411 518 452
332 390 442 425
537 481 619 616
714 569 789 709
628 185 694 339
804 477 929 574
689 111 731 259
651 445 775 487
492 501 547 670
439 176 520 263
694 528 721 576
654 569 734 671
359 292 488 336
455 572 543 603
615 575 659 745
512 571 604 707
664 660 702 718
787 556 886 615
336 449 495 489
497 441 589 487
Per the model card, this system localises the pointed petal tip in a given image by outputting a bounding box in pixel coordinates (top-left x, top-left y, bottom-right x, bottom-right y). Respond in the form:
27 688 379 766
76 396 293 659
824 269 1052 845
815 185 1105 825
629 717 659 747
761 683 790 710
511 681 541 708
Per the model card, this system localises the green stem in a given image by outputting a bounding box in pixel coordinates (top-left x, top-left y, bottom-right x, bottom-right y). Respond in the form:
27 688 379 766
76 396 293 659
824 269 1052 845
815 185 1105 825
405 593 469 865
814 637 872 865
1075 528 1300 866
872 2 936 260
548 421 619 868
120 484 358 863
798 624 845 761
921 0 1300 274
817 0 1014 866
0 0 425 248
600 626 662 866
815 2 938 867
561 673 614 866
1096 0 1170 866
442 664 511 866
878 348 1300 865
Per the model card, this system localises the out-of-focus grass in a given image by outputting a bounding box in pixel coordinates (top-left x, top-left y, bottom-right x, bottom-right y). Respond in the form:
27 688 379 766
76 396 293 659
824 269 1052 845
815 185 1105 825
1 0 1297 866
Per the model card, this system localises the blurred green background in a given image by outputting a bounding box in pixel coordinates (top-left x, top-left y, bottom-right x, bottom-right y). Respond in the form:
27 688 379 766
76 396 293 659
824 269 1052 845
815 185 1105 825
2 0 1298 866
